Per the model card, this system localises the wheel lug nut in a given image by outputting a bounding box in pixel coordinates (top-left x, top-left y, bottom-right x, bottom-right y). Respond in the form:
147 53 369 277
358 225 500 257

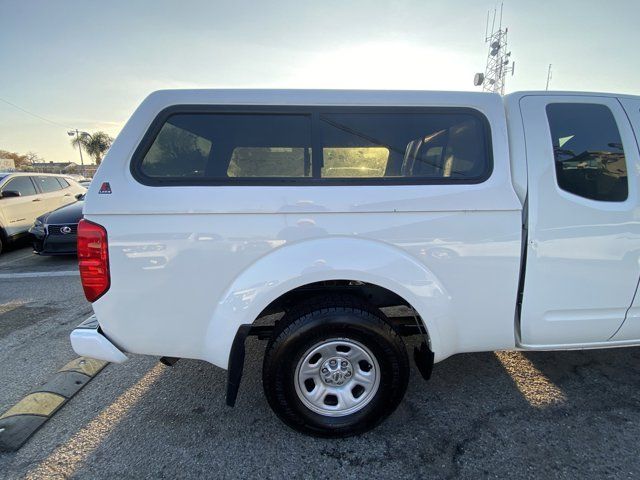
330 359 337 366
321 368 328 374
345 371 351 377
341 361 347 368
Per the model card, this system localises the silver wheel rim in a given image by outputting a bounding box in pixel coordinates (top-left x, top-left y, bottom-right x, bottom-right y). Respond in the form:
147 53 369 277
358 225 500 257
294 338 380 417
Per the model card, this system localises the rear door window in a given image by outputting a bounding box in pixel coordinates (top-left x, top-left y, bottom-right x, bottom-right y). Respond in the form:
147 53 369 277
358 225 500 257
36 176 64 193
56 177 70 188
546 103 628 202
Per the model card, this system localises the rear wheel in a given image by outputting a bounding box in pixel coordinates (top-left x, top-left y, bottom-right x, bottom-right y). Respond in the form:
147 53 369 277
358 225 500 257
262 296 409 437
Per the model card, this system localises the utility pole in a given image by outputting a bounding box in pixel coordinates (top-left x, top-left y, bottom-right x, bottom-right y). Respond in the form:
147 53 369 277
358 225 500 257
546 64 552 90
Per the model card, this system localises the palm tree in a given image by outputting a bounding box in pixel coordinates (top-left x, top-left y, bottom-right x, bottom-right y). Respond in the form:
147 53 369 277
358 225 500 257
70 131 114 166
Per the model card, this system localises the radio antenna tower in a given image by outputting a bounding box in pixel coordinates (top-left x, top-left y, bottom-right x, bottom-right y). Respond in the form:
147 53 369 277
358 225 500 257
473 3 515 95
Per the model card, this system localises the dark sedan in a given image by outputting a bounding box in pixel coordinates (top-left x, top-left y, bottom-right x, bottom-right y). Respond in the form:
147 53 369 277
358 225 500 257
29 196 84 255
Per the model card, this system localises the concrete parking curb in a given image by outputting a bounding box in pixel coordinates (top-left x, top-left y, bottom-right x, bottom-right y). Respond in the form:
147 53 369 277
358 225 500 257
0 357 108 452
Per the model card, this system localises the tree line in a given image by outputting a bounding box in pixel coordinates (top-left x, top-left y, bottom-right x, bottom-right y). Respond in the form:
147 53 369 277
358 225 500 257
0 150 43 169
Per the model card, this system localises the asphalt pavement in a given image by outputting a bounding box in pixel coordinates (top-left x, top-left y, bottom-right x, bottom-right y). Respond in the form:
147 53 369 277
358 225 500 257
1 243 640 479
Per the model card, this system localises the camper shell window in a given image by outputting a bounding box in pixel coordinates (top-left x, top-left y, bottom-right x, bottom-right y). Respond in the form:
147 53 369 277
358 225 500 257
132 106 493 186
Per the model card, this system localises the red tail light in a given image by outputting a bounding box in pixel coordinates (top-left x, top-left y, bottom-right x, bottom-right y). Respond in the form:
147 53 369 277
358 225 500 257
77 219 110 302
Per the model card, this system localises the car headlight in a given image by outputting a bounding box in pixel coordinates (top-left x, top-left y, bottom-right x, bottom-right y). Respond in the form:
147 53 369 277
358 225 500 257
30 218 46 234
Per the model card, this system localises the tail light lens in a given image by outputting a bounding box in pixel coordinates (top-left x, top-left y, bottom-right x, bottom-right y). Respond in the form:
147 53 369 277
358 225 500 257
77 219 110 302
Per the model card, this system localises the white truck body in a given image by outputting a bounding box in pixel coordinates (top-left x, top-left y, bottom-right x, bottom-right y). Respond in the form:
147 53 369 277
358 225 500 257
71 89 640 434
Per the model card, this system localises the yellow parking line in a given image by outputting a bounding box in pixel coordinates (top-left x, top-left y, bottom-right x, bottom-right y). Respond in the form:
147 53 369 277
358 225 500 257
59 357 108 377
25 363 166 479
0 392 65 420
495 351 566 407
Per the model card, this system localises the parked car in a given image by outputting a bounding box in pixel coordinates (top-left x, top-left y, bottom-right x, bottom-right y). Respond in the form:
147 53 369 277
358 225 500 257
0 173 86 254
29 195 84 255
71 89 640 437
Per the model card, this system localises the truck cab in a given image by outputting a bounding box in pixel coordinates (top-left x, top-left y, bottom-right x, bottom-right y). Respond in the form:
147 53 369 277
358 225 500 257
505 92 640 347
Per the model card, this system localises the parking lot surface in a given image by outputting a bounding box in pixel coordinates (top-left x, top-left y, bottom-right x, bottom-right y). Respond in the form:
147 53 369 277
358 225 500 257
1 243 640 479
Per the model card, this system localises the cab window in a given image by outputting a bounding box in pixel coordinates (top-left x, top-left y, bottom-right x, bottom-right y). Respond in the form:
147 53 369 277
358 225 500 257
546 103 628 202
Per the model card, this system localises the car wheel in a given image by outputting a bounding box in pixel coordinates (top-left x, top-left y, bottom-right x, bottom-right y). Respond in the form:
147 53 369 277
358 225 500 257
262 295 409 437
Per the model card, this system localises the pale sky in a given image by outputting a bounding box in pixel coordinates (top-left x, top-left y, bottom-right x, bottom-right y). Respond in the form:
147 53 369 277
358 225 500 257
1 0 638 164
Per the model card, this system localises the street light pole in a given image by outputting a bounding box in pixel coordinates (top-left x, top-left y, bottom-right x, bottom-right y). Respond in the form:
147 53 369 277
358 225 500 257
75 129 85 178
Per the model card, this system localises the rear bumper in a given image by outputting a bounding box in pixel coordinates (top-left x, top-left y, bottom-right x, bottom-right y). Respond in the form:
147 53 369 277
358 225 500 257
70 315 128 363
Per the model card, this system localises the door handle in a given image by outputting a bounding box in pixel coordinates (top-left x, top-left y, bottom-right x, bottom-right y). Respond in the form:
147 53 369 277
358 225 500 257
64 194 71 197
32 198 41 202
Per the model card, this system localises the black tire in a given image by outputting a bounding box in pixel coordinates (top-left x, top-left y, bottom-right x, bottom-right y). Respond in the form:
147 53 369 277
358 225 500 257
263 295 409 437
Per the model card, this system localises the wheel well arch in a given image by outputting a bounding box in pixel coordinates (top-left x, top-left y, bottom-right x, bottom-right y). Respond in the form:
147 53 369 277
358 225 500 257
256 279 429 338
204 236 453 368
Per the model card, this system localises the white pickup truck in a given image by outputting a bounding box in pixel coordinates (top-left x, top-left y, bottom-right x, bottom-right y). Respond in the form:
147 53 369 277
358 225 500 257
71 89 640 436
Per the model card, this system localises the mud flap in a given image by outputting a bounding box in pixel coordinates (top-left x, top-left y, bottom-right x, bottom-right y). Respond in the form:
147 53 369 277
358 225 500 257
413 341 434 380
226 324 252 407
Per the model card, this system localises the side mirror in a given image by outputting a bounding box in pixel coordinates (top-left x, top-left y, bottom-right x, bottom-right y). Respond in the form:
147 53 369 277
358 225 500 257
0 190 21 198
75 193 85 200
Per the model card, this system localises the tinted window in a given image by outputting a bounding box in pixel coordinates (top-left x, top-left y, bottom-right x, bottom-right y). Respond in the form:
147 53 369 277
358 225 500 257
56 178 70 188
141 121 212 177
546 103 627 202
135 109 490 184
140 114 311 179
2 176 37 196
319 113 488 180
36 176 63 193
